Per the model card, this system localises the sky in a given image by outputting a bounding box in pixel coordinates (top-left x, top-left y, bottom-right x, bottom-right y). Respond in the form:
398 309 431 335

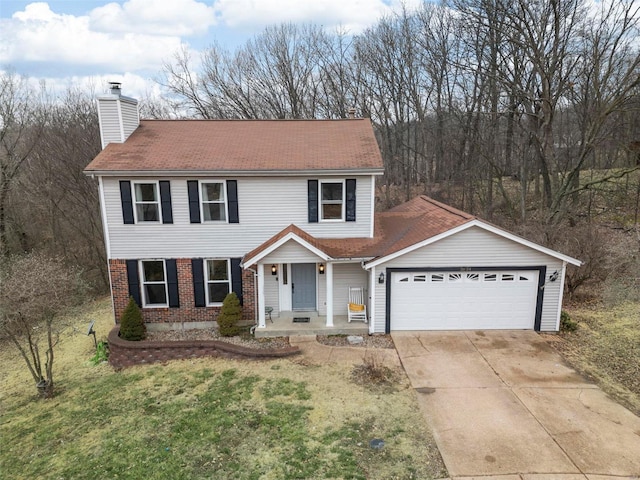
0 0 415 98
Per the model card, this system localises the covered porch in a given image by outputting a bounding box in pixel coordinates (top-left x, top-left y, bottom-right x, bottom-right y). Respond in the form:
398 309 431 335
254 312 368 338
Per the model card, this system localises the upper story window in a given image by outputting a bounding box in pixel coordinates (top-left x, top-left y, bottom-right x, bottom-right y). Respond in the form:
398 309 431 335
140 260 168 307
200 181 227 222
206 259 231 305
134 182 160 222
320 181 344 221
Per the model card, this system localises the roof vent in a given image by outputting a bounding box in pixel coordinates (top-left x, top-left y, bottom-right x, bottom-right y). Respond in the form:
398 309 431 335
108 82 122 96
348 107 356 119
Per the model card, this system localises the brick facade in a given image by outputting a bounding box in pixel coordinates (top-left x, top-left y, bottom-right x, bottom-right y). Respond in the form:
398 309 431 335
109 259 256 325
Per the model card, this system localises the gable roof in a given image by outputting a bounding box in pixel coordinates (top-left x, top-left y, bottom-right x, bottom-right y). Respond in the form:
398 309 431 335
242 195 581 268
84 119 385 175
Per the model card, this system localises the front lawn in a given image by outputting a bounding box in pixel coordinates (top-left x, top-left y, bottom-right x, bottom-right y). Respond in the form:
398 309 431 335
0 297 446 480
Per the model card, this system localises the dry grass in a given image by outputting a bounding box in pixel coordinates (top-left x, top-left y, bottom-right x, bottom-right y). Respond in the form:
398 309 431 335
549 302 640 416
0 296 446 480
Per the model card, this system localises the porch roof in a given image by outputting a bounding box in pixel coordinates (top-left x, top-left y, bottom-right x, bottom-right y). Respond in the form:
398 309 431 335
242 196 475 267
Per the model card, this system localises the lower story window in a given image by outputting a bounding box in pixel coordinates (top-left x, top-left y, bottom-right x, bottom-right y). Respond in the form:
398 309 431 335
206 259 230 304
141 260 168 306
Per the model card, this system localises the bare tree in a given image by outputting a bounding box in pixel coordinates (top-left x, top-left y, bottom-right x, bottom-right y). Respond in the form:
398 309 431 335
0 71 47 256
0 252 85 398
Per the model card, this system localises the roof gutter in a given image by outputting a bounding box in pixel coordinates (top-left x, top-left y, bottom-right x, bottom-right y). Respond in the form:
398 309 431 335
83 168 385 177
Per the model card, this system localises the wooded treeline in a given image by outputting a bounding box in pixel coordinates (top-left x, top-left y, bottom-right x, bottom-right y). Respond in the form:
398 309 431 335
1 0 639 296
0 74 106 287
160 0 640 225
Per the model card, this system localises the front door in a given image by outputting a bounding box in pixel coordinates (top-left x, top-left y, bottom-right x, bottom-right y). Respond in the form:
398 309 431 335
291 263 316 310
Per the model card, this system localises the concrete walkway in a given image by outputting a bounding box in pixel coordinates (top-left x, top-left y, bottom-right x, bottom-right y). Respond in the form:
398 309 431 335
392 330 640 478
289 335 401 367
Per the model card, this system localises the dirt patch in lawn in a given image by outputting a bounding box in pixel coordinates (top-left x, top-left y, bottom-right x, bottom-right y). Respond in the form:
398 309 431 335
544 301 640 416
317 334 395 348
0 296 446 480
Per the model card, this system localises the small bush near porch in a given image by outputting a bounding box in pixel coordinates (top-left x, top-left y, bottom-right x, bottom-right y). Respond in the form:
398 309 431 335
0 297 447 480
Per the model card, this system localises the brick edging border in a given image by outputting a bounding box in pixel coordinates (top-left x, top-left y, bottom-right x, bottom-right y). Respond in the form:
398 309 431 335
108 326 300 369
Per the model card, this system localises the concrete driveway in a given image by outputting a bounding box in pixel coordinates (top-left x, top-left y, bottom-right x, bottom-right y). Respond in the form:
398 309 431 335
392 330 640 478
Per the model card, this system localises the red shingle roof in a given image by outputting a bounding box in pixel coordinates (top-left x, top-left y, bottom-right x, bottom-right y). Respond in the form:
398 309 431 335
243 196 475 265
85 119 385 174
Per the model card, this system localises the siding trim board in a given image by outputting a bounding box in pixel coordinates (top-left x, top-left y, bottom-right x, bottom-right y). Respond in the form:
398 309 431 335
384 266 546 333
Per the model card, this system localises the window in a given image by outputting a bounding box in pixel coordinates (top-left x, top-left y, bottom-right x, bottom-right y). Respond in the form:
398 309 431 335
484 273 497 282
413 274 426 282
141 260 167 306
398 276 410 282
320 181 344 220
431 273 444 282
466 273 480 282
200 181 227 222
134 182 160 222
448 273 463 282
206 259 231 304
501 273 515 282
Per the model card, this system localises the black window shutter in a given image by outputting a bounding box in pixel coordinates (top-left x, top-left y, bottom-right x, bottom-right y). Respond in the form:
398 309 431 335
308 180 318 223
231 258 243 306
346 179 356 222
187 180 201 224
126 259 141 307
227 180 239 224
120 181 134 224
166 259 180 307
192 259 206 307
159 181 173 224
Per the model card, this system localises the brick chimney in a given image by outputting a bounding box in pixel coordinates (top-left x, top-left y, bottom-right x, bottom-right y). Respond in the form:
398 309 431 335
97 82 140 149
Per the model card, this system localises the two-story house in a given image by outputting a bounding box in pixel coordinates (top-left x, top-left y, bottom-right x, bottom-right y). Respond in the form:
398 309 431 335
85 84 580 335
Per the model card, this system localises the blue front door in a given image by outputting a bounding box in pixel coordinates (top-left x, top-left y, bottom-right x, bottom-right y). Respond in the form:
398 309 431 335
291 263 316 310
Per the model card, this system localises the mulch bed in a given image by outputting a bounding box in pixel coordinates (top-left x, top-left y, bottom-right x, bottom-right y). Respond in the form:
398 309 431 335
316 334 395 349
146 329 291 350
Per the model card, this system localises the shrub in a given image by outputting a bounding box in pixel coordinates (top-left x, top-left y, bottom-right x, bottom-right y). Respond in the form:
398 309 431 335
218 292 242 337
560 310 578 332
90 341 110 365
120 297 146 341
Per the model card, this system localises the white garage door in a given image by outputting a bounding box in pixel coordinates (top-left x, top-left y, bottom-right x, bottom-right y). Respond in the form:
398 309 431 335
390 270 539 330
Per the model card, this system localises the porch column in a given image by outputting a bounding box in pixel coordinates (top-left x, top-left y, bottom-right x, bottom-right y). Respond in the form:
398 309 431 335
257 263 266 329
325 262 334 327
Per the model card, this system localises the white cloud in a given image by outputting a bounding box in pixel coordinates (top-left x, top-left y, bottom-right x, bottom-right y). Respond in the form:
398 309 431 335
89 0 217 36
213 0 398 33
0 2 186 73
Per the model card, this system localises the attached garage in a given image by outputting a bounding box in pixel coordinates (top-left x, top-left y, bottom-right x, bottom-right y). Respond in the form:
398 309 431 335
389 269 542 331
364 198 582 334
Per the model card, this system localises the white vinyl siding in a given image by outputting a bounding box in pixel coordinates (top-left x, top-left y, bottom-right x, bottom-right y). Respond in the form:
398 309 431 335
97 100 122 147
103 176 374 259
97 96 139 148
264 273 280 316
372 226 564 333
331 263 367 316
120 98 139 140
262 241 324 264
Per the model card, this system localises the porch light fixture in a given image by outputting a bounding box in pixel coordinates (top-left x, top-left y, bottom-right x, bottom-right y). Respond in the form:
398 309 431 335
378 272 385 284
319 263 325 274
271 264 277 276
549 270 559 282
